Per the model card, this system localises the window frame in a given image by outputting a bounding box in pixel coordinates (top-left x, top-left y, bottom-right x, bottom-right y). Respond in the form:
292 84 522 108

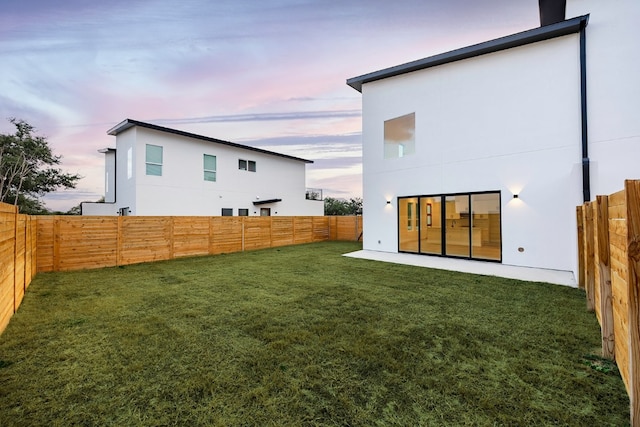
397 190 502 262
203 154 217 182
239 159 256 172
145 144 163 176
384 112 416 159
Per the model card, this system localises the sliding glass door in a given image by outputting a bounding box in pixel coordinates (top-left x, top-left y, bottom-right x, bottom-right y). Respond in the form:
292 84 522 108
420 196 441 255
397 192 501 262
398 197 419 253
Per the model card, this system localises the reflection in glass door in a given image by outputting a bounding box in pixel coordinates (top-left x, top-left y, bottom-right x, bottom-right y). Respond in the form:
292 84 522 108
444 195 471 257
420 197 441 255
398 192 501 261
398 197 419 253
471 193 501 261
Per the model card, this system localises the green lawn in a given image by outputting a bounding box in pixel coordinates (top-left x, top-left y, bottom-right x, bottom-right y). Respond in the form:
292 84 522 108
0 242 629 426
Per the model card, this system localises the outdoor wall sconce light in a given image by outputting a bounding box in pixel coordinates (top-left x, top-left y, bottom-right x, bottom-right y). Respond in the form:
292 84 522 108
386 200 391 205
513 194 519 199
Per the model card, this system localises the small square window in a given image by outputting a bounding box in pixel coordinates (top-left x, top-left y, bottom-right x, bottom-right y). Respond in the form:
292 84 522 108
221 208 233 216
384 113 415 159
238 208 249 216
239 159 256 172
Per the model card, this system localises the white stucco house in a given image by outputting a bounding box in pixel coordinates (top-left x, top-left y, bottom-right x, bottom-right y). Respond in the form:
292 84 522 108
346 0 640 283
82 119 324 216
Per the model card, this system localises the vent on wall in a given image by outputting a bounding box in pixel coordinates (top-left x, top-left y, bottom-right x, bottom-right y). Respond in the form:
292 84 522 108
539 0 566 26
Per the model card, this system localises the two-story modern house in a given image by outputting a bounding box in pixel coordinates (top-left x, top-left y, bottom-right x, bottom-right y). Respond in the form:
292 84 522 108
346 0 640 282
82 119 324 216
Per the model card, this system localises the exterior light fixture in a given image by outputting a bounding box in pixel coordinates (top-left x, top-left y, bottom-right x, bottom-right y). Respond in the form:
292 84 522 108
386 200 391 205
513 194 519 199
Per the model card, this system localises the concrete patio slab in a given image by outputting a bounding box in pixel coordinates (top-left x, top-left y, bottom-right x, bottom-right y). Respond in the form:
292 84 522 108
343 250 577 287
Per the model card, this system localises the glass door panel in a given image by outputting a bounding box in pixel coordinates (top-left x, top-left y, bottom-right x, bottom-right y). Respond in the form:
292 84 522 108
444 195 470 257
471 193 501 261
399 197 419 253
420 197 441 255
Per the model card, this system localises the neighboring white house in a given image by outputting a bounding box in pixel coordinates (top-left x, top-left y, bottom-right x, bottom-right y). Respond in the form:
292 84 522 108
346 0 640 281
82 119 324 216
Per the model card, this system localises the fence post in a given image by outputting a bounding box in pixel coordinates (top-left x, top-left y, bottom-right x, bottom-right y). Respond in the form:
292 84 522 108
625 180 640 426
596 195 614 360
12 207 18 313
584 201 595 311
577 206 585 289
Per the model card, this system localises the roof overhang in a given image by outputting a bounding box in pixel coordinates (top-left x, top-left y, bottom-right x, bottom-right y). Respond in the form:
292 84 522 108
253 198 282 205
107 118 314 164
347 14 589 92
98 147 116 153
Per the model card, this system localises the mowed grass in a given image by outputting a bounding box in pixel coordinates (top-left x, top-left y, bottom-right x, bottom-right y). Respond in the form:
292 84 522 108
0 242 629 426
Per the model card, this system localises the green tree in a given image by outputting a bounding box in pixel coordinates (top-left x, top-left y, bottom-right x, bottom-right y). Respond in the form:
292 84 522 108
0 118 81 214
324 197 363 215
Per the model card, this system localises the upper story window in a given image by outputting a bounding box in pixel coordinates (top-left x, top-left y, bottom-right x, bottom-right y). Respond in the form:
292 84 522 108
204 154 217 182
239 159 256 172
384 113 415 159
145 144 163 176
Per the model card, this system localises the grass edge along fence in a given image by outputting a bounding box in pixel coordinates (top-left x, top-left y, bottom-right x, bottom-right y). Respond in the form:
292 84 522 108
35 215 362 273
578 179 640 426
1 211 361 334
0 203 37 334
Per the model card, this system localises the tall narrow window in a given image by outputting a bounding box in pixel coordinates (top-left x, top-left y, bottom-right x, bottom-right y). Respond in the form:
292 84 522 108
204 154 217 182
384 113 415 159
127 147 133 179
248 160 256 172
398 198 419 253
145 144 163 176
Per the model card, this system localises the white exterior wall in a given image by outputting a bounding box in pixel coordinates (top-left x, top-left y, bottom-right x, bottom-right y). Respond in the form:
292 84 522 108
362 35 584 273
568 0 640 196
115 128 138 214
84 126 322 216
133 127 321 216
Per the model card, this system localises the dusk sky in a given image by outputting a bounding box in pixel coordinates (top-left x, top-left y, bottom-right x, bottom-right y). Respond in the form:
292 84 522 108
1 0 540 212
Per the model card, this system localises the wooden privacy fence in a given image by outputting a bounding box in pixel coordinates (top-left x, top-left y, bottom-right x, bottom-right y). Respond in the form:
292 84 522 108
0 203 37 334
578 179 640 426
36 215 363 273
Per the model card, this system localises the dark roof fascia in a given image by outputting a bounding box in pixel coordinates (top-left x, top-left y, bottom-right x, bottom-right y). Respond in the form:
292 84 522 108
107 119 313 164
346 14 589 92
253 198 282 205
98 147 116 153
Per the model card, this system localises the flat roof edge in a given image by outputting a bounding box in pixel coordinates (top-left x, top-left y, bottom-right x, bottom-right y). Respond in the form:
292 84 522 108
346 14 589 92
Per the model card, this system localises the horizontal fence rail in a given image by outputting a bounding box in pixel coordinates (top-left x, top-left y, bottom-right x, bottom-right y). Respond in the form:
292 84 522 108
35 215 363 273
578 179 640 426
1 211 361 334
0 203 37 334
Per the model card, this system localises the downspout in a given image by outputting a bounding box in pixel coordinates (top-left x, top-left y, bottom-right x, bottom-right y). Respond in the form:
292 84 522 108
580 22 591 202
